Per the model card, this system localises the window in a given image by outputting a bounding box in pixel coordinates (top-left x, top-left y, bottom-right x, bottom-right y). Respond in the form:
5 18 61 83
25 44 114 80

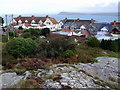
46 22 51 25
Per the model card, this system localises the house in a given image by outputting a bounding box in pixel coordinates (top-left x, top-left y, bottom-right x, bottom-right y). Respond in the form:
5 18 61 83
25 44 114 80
109 20 120 34
11 15 59 31
60 18 95 30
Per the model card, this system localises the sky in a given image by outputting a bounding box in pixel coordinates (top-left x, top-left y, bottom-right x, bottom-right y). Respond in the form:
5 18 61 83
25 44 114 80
0 0 119 14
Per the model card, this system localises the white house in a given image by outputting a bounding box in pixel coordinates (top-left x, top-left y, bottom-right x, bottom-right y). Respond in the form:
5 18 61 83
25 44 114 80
11 15 59 31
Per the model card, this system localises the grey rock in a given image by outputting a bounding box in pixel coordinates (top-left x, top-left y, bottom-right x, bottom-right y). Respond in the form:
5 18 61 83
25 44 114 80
24 71 31 79
0 72 23 89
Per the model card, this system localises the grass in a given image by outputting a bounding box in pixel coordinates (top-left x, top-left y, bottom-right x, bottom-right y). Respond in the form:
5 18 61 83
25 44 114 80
7 79 40 88
76 43 119 63
93 80 119 89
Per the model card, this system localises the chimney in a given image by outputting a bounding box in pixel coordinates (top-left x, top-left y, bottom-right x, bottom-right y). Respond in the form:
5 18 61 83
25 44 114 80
31 15 34 17
46 15 49 18
113 20 116 25
65 17 67 20
77 18 80 21
91 18 95 23
18 15 21 17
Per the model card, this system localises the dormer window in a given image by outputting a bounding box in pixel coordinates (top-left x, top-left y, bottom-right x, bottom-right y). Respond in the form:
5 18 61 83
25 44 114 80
31 20 35 24
25 20 28 24
39 20 43 25
80 25 86 30
46 22 51 25
18 20 22 24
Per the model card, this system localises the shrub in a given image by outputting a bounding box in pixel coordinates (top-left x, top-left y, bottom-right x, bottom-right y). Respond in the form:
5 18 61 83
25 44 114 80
9 31 17 37
41 28 50 37
100 39 119 52
23 28 41 38
18 26 23 30
86 37 100 47
62 50 76 58
5 38 37 58
115 39 120 52
2 35 14 42
110 41 118 52
2 50 17 69
21 58 46 70
34 38 77 58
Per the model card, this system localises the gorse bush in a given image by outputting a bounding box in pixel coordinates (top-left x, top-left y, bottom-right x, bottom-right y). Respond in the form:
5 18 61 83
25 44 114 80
22 28 41 39
86 37 100 47
5 38 37 58
34 38 77 58
62 50 76 58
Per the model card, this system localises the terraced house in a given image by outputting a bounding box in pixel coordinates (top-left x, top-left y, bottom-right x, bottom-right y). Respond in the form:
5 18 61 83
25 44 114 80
11 15 61 31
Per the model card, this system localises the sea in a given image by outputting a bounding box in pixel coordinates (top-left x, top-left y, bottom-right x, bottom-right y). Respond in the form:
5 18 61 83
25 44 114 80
0 14 118 25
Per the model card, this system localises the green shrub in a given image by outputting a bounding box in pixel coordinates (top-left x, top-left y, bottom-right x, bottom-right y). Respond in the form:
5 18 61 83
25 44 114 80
9 31 18 37
110 41 118 52
24 28 41 38
34 38 77 58
100 39 119 52
86 37 100 47
5 38 37 58
62 50 76 58
18 26 23 30
41 28 50 37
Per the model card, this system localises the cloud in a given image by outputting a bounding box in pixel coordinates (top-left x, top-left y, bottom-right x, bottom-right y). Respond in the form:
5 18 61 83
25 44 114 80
0 0 119 14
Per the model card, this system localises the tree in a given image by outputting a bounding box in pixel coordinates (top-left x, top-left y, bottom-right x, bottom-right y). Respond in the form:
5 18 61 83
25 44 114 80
41 28 50 37
24 28 41 38
86 37 100 47
5 38 37 58
0 17 4 25
110 41 118 52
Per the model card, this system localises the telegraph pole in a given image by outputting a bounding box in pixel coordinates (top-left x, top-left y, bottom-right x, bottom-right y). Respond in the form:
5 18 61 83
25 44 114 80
11 14 13 25
5 14 7 26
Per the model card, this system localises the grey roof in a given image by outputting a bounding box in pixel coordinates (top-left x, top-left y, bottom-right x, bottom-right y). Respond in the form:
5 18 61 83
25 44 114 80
61 19 91 29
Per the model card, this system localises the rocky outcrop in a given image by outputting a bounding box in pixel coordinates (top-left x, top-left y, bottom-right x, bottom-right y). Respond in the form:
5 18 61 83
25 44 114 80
0 57 119 89
0 72 24 89
41 57 119 89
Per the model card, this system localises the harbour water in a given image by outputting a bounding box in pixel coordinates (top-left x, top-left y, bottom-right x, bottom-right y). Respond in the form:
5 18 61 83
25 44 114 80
0 14 118 25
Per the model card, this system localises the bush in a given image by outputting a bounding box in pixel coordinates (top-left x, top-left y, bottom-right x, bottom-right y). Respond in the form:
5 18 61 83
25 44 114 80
34 38 77 58
41 28 50 37
21 58 46 70
5 38 37 58
24 28 41 38
62 50 76 58
9 31 17 37
86 37 100 47
18 26 23 30
110 41 118 52
100 39 119 52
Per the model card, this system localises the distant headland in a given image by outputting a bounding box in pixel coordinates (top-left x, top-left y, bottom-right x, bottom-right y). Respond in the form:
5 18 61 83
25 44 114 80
58 12 118 16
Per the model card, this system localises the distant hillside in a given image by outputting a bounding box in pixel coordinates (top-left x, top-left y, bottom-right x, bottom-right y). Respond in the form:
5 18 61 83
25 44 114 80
58 12 118 16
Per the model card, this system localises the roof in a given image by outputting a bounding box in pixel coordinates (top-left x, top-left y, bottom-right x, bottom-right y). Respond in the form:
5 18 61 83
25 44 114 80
110 22 120 25
80 30 90 35
62 28 71 32
48 17 58 24
61 18 93 29
13 15 58 24
24 24 31 27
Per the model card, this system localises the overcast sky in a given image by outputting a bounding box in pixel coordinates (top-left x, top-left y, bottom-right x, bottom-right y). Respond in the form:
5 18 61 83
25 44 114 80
0 0 119 14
